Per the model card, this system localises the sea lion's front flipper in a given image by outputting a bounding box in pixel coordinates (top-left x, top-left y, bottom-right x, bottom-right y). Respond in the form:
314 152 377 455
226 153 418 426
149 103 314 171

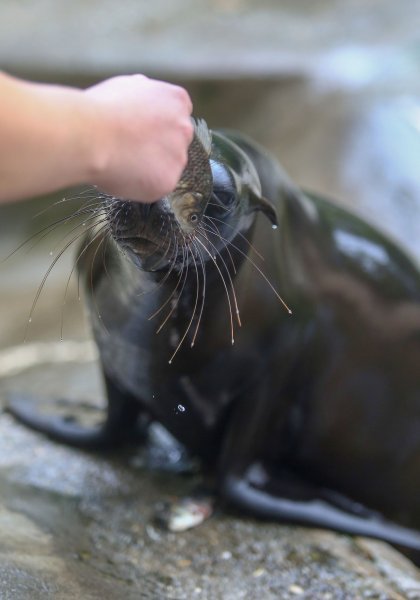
7 375 144 450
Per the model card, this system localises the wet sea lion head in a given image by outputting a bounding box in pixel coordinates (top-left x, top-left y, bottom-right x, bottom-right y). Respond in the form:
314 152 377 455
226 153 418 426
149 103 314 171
105 119 277 272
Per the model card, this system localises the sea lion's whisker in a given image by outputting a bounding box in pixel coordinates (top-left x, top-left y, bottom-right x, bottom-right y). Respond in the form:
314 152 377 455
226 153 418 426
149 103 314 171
147 239 182 321
197 225 241 327
145 216 177 272
206 200 234 216
194 236 235 345
203 216 237 275
206 214 265 261
36 199 105 224
156 246 190 339
71 188 109 201
61 222 109 340
190 239 207 347
147 223 173 272
227 238 292 315
157 212 168 239
135 243 176 298
32 195 104 220
57 186 107 202
88 226 111 337
206 201 230 211
49 209 106 255
148 239 183 324
190 242 202 339
25 219 107 341
137 241 178 299
4 205 105 262
210 193 236 215
144 216 174 270
168 245 201 364
106 203 127 236
78 210 115 300
40 205 106 253
154 228 183 284
197 222 213 256
200 220 289 313
101 231 113 285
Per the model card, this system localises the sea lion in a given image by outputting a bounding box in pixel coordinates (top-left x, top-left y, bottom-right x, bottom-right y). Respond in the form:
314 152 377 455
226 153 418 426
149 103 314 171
9 120 420 550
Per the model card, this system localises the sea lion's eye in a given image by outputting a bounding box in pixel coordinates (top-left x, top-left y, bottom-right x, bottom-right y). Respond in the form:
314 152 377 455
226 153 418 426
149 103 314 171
189 213 199 223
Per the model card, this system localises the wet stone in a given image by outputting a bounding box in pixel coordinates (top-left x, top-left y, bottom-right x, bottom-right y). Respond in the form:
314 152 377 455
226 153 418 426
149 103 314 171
0 359 419 599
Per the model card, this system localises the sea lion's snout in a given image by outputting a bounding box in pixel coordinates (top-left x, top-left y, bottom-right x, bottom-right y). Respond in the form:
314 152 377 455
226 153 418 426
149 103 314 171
105 198 172 266
104 119 215 271
105 192 208 271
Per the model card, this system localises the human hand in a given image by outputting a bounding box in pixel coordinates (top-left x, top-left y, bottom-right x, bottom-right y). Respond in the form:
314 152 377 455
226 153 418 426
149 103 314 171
84 75 194 202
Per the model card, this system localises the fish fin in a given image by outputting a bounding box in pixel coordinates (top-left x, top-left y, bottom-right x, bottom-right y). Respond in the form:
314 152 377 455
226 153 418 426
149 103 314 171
193 118 213 156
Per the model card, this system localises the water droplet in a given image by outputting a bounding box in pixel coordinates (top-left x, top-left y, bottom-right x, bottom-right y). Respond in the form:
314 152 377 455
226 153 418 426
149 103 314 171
168 360 172 365
272 224 278 230
28 318 32 323
177 404 186 413
49 251 53 256
82 222 86 227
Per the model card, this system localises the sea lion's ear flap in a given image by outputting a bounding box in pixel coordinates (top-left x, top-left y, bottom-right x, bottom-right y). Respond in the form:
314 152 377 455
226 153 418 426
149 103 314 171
248 189 279 228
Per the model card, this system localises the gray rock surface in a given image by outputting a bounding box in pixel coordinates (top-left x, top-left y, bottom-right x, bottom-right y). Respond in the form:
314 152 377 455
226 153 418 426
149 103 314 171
1 358 420 599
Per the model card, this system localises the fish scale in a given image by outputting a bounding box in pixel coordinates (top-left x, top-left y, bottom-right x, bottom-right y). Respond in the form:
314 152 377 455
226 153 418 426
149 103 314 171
175 119 213 199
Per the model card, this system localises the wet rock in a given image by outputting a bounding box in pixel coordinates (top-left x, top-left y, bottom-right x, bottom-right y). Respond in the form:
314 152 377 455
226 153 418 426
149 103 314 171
0 356 419 599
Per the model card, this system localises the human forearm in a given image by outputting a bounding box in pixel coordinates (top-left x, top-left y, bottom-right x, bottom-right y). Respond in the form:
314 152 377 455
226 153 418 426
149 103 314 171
0 72 193 203
0 72 96 201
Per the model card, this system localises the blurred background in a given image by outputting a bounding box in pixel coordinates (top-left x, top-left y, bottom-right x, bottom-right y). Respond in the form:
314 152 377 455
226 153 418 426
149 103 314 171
1 2 420 596
1 0 420 354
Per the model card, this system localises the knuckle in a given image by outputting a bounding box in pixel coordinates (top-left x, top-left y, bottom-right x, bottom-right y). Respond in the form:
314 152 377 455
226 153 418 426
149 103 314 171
182 119 194 143
133 73 148 84
175 86 193 109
